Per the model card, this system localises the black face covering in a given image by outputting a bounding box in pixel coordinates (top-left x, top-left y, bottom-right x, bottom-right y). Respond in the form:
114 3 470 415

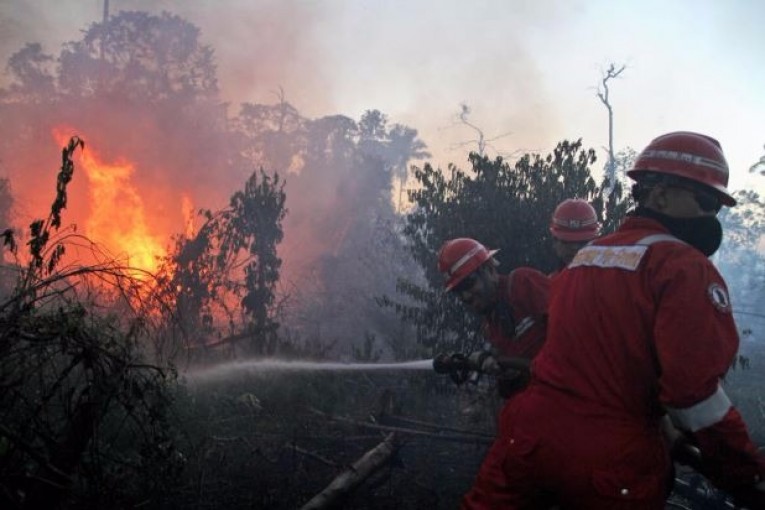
636 207 723 257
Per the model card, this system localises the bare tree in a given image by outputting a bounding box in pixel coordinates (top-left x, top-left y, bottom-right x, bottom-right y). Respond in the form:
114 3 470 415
596 63 626 195
445 103 514 158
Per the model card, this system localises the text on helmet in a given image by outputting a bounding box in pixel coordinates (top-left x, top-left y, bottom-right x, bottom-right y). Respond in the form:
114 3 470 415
640 149 728 175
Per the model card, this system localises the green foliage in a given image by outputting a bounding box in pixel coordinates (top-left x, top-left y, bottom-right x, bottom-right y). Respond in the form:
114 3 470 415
161 169 287 356
386 140 629 352
229 170 287 352
601 147 635 234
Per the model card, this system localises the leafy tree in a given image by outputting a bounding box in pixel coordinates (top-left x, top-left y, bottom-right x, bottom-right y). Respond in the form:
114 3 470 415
162 169 287 356
357 110 431 211
233 96 307 175
230 170 288 354
600 147 636 234
385 140 628 353
57 10 218 101
1 43 56 103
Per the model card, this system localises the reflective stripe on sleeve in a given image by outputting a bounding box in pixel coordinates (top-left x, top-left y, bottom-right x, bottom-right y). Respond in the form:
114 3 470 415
666 384 732 432
635 233 685 246
513 317 534 338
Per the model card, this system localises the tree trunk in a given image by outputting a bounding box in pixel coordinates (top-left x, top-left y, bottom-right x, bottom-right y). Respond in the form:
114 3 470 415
299 433 398 510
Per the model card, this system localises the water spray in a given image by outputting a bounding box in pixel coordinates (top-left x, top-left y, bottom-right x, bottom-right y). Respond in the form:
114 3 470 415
185 358 435 382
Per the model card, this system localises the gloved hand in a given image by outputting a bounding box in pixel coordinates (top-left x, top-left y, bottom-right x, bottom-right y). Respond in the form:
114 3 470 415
432 352 471 385
669 433 703 470
495 368 530 399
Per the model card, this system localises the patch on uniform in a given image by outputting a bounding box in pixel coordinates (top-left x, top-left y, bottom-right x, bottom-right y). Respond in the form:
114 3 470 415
569 245 647 271
707 283 731 313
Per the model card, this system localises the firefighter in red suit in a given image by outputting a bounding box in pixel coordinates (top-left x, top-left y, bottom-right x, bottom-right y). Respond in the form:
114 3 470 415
437 238 551 506
461 132 765 509
437 238 549 367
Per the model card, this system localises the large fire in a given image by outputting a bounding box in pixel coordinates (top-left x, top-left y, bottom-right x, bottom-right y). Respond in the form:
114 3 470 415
54 129 169 277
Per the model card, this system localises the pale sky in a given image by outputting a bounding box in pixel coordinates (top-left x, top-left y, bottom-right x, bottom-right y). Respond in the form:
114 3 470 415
1 0 764 192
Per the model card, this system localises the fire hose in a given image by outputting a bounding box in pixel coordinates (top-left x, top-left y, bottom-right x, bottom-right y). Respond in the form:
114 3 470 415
433 351 531 381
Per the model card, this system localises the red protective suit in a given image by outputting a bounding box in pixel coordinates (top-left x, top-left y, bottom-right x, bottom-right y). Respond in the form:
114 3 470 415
481 268 549 359
461 215 764 509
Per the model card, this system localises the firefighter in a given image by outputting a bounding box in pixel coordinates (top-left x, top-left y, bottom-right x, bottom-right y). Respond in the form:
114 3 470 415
437 238 549 374
462 131 765 509
438 238 554 508
548 198 600 269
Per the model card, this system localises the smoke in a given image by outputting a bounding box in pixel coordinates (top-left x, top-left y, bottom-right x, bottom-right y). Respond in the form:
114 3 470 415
0 1 565 164
0 1 561 355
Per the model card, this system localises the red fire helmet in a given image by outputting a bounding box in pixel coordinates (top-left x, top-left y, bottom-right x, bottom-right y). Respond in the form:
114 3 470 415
549 199 600 242
627 131 736 206
437 238 498 292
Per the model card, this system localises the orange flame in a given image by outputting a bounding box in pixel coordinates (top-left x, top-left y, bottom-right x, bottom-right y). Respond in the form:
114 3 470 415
53 129 166 276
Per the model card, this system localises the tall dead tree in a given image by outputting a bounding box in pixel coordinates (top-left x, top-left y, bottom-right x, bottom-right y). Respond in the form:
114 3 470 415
596 63 626 196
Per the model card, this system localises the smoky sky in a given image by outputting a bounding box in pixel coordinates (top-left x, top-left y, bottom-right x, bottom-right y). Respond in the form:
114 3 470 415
0 0 565 168
1 1 329 110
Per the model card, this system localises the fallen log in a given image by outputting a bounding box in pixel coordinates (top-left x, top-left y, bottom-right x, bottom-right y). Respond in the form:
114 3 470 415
299 433 398 510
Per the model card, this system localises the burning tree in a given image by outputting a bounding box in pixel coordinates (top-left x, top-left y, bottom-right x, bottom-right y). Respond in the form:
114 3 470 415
0 10 237 265
0 137 183 509
0 7 430 361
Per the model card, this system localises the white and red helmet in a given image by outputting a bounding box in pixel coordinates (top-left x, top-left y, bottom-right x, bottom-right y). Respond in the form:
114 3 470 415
627 131 735 206
437 238 498 292
549 199 600 242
